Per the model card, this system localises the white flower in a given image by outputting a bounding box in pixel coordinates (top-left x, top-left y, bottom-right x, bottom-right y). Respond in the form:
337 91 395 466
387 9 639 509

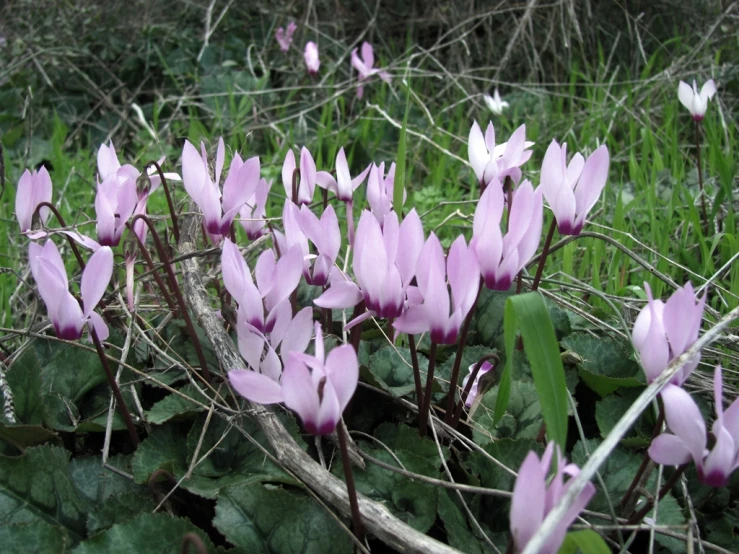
483 89 509 115
678 79 717 121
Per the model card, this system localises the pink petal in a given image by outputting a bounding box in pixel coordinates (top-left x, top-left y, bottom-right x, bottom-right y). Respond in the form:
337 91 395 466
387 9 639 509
282 358 321 427
228 369 284 404
81 246 113 318
221 239 253 303
661 384 707 465
361 42 374 69
468 121 488 184
392 305 430 336
325 344 359 412
573 145 609 230
396 209 425 285
510 451 547 552
280 306 314 359
181 140 207 203
314 281 363 309
282 150 296 199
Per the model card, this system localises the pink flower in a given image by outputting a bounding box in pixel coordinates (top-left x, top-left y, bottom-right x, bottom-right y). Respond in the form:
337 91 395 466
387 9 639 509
95 172 137 247
304 41 320 75
472 179 543 291
282 147 317 205
29 240 113 341
510 442 595 554
315 147 371 203
631 282 705 385
539 141 610 236
298 204 341 287
229 322 359 436
678 79 717 121
462 360 494 407
16 167 52 232
393 233 479 344
315 209 424 322
468 121 534 188
649 365 739 487
366 161 405 226
351 42 391 99
181 138 260 243
239 177 271 240
275 21 297 53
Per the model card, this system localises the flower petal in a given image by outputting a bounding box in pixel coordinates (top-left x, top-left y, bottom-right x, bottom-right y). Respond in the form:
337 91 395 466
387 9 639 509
228 369 284 404
81 246 113 318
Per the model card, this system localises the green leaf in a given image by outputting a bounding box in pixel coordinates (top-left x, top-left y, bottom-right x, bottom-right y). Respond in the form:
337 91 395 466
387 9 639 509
71 513 217 554
595 390 652 447
145 383 207 425
473 288 513 350
373 422 449 463
495 292 568 449
0 445 89 542
87 491 156 535
69 455 140 506
181 413 298 498
0 422 59 450
645 494 687 553
365 346 426 398
132 423 189 485
561 333 645 397
338 446 438 532
438 490 489 554
472 381 543 445
0 521 69 553
3 346 45 424
558 529 610 554
214 482 353 553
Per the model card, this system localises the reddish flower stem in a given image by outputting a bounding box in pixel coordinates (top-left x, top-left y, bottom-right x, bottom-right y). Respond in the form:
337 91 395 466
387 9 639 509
337 420 365 543
694 120 708 231
418 341 438 437
180 533 208 554
90 326 140 446
443 290 480 425
144 160 180 243
407 334 424 410
627 464 688 525
531 218 557 292
131 214 211 383
451 353 500 428
125 224 179 316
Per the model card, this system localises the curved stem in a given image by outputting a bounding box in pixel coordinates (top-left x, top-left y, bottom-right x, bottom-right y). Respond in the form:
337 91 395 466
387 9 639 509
145 160 180 242
620 403 664 512
124 226 179 316
90 326 140 446
180 533 208 554
530 218 557 292
346 200 355 247
418 341 438 437
34 202 86 270
337 420 365 543
130 214 211 383
627 464 688 525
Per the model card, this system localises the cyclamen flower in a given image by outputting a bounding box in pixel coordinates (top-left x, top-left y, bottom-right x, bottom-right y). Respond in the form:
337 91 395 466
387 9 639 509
510 442 595 554
316 147 371 203
274 201 311 279
468 121 533 189
483 89 509 116
678 79 717 121
649 365 739 487
29 240 113 341
275 21 297 52
16 166 52 232
182 138 260 243
393 233 479 344
304 41 320 75
95 171 137 247
229 322 359 436
351 42 391 99
298 204 341 287
462 360 494 407
539 140 610 236
631 282 706 386
315 209 424 322
282 147 317 205
366 161 405 226
97 141 180 192
472 179 543 291
221 238 303 334
239 178 271 240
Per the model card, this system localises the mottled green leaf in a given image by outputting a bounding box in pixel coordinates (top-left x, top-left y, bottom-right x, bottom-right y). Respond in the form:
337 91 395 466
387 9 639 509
214 482 353 553
0 446 89 542
71 513 217 554
87 492 156 535
365 346 427 398
561 334 645 397
0 422 59 450
595 390 652 447
0 521 69 553
145 383 207 425
373 422 448 463
472 381 543 446
438 490 490 554
131 424 189 485
558 529 610 554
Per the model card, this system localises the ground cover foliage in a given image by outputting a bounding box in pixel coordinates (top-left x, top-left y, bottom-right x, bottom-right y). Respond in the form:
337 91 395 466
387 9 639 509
1 1 739 553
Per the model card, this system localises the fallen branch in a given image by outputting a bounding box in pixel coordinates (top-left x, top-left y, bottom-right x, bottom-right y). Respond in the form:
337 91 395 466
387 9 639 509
177 212 459 554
